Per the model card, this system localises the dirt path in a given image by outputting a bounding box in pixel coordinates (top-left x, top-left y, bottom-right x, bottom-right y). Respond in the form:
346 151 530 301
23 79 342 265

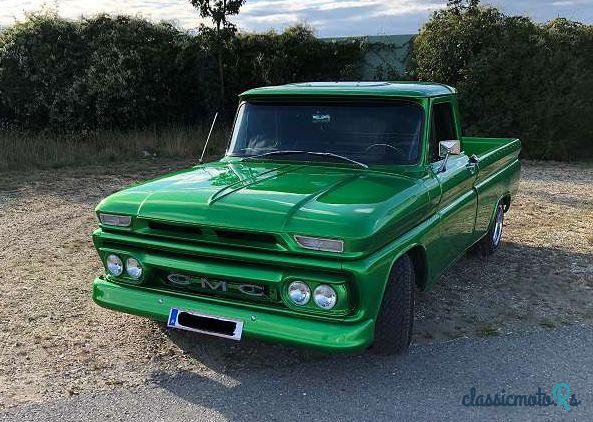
0 159 592 409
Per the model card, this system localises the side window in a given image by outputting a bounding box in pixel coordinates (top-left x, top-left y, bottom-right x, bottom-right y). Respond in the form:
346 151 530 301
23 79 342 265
430 102 457 162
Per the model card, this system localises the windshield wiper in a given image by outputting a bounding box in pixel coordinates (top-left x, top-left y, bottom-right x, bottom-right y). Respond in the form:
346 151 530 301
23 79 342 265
243 150 368 169
308 151 368 169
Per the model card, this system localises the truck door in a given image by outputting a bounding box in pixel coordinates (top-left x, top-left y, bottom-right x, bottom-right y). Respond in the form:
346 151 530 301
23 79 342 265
426 99 478 274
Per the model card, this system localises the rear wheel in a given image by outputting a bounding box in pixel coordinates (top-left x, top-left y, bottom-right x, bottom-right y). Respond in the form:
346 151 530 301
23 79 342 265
474 201 505 256
371 254 415 355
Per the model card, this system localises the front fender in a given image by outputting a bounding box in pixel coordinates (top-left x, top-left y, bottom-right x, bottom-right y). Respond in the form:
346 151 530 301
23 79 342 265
341 213 438 322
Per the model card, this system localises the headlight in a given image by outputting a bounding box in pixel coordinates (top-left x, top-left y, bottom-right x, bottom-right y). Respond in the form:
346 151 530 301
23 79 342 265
288 281 311 305
125 257 143 279
294 235 344 253
99 213 132 227
313 284 337 309
106 254 123 276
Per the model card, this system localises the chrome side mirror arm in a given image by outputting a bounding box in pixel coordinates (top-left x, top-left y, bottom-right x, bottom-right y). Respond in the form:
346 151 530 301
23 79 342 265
438 153 450 173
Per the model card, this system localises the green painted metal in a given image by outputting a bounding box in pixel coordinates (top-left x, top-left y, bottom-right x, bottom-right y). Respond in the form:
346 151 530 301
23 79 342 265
92 83 521 352
240 81 456 99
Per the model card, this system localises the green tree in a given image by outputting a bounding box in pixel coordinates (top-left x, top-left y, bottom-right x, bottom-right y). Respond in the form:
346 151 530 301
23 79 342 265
225 25 364 100
410 1 593 160
447 0 480 11
189 0 246 108
0 12 87 130
80 15 185 128
409 1 504 85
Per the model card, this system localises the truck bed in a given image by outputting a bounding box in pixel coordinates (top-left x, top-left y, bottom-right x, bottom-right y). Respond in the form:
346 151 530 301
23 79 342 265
463 136 521 163
463 136 521 182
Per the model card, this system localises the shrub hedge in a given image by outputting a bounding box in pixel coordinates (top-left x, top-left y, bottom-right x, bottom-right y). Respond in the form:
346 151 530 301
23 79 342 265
1 6 592 161
0 13 364 132
410 4 593 161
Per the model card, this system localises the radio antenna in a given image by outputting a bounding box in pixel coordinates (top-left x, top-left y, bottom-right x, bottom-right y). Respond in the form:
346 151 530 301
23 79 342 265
199 112 218 163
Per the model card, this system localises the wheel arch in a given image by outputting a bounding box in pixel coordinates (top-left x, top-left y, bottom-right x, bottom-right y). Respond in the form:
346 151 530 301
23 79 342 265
486 192 512 228
388 244 428 292
501 192 512 212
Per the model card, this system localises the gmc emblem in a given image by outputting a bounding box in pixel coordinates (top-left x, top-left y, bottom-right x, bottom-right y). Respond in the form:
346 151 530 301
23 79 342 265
167 273 266 298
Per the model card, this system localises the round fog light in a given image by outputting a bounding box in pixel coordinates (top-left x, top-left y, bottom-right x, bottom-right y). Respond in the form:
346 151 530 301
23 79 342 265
126 257 143 279
288 281 310 305
106 254 123 276
313 284 337 309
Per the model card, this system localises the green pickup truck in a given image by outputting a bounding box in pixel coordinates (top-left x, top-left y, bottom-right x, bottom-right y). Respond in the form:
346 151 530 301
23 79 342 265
92 82 521 354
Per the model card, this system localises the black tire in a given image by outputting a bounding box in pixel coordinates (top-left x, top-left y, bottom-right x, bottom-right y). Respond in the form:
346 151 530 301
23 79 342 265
371 254 415 355
473 201 505 256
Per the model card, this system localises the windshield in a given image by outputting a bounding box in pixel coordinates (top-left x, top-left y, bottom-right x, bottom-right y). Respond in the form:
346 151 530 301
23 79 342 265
227 101 424 165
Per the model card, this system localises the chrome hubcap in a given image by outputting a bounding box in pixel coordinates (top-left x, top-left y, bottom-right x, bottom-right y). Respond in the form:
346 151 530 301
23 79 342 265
492 205 504 246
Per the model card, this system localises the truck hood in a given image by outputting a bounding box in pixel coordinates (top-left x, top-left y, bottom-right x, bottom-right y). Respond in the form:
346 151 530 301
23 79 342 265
97 161 433 254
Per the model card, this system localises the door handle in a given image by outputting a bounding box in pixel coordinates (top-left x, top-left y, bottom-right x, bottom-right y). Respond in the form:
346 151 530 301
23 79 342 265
466 154 479 174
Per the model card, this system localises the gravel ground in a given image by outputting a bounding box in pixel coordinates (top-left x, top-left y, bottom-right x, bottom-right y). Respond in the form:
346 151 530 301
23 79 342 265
0 159 592 409
4 324 593 422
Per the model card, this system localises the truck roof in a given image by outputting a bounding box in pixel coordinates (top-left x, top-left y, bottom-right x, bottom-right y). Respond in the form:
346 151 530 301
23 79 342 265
240 81 456 99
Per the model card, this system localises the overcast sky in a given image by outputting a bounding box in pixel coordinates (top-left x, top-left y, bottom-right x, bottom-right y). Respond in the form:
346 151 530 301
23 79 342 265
2 0 592 36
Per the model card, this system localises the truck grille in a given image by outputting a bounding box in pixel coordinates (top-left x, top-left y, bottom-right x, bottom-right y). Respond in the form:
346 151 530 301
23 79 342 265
136 218 283 251
148 220 203 236
214 229 276 245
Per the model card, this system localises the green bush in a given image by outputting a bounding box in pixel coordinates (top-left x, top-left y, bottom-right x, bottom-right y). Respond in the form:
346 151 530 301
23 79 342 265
410 2 593 161
0 12 87 130
81 15 188 129
3 7 591 162
224 25 364 111
0 15 365 133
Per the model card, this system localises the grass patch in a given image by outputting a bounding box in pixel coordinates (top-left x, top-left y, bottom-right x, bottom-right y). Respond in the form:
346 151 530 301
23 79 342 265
0 125 230 171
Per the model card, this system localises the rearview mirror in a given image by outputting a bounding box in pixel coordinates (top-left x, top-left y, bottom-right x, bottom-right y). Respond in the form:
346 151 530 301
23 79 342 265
437 140 461 173
438 140 461 158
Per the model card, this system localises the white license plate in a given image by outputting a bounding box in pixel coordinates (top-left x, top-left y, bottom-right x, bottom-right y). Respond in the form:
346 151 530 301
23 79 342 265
167 308 243 340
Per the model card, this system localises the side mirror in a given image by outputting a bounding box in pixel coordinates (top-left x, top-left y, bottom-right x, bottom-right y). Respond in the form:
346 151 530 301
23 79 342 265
438 140 461 158
437 140 461 173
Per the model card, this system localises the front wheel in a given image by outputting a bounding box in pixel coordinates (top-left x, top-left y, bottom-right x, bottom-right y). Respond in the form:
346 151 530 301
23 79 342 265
474 202 505 256
371 254 415 355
